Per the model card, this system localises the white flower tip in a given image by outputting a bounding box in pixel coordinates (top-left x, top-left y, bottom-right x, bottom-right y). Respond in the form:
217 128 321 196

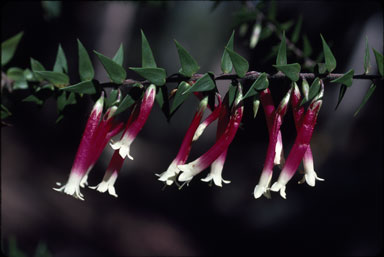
305 172 325 187
178 172 192 182
253 185 267 199
110 140 121 150
118 146 132 160
55 182 62 186
193 124 206 141
270 182 287 199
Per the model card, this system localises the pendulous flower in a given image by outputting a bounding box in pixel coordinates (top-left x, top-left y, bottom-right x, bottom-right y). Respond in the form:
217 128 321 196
110 84 156 159
53 94 104 200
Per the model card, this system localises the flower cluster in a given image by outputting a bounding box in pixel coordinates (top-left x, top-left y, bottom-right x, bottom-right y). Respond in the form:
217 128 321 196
54 79 324 201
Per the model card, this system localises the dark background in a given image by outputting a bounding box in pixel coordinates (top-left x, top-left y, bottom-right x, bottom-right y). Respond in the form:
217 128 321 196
1 1 383 256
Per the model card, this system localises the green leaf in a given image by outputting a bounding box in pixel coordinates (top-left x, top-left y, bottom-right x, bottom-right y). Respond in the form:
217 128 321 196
182 73 215 94
77 39 94 81
141 30 157 68
53 44 68 73
41 1 61 20
30 58 46 81
373 48 383 77
320 34 336 73
317 63 327 74
335 84 347 110
273 63 301 82
34 71 69 87
94 50 126 84
156 86 170 119
291 15 302 44
276 31 287 65
228 82 238 108
302 34 312 57
6 67 24 81
354 83 376 117
61 80 97 94
174 39 200 77
1 31 23 66
112 43 124 66
300 77 320 106
221 30 235 73
113 93 135 117
105 89 119 108
267 0 277 20
155 86 164 109
331 69 354 87
24 68 34 81
364 37 371 74
1 104 12 119
170 81 192 114
129 67 166 86
23 95 44 106
225 47 249 78
57 91 67 112
253 95 260 118
242 72 269 100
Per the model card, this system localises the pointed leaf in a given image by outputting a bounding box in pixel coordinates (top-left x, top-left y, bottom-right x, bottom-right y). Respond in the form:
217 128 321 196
53 44 68 73
372 48 383 77
291 15 302 44
276 31 287 65
354 83 376 117
113 93 135 117
182 73 215 94
221 30 235 73
34 71 69 87
300 77 320 105
112 43 124 66
302 34 312 57
105 89 119 108
141 30 157 68
57 91 67 112
317 63 327 74
331 69 354 87
77 39 94 81
30 58 46 81
225 47 249 78
242 72 268 100
335 84 347 110
174 40 200 77
129 67 166 86
228 82 238 108
22 95 44 106
253 95 260 118
320 34 336 73
61 80 97 94
1 31 23 66
94 50 126 84
364 37 371 74
273 63 301 82
170 81 192 114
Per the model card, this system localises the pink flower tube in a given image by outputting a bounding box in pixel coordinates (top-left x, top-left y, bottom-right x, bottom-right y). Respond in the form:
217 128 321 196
270 89 323 199
157 96 209 185
110 84 156 159
291 82 324 187
178 85 244 184
201 94 231 187
54 94 104 200
254 88 291 199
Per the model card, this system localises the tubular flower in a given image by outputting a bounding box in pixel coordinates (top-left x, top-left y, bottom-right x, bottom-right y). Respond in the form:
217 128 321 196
53 94 104 200
270 86 323 199
80 105 124 188
291 82 324 187
89 150 124 197
201 94 231 187
178 85 244 184
157 96 209 185
110 84 156 159
254 88 291 199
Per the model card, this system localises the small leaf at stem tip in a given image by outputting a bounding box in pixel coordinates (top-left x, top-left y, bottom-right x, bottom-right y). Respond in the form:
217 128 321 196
303 34 312 58
228 82 238 108
354 83 376 117
112 43 124 66
141 30 157 68
300 77 320 106
129 67 166 86
1 31 24 66
242 73 268 100
94 50 126 84
105 89 119 108
372 48 383 77
301 78 309 101
113 93 135 117
225 47 249 78
61 80 97 95
221 30 235 73
291 15 302 44
273 63 301 82
320 34 337 73
30 58 46 81
335 84 347 110
276 31 287 65
77 39 95 81
317 63 327 74
170 81 192 114
330 69 354 87
182 73 215 95
53 44 68 73
22 95 44 106
174 39 200 77
34 71 69 88
364 37 371 74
